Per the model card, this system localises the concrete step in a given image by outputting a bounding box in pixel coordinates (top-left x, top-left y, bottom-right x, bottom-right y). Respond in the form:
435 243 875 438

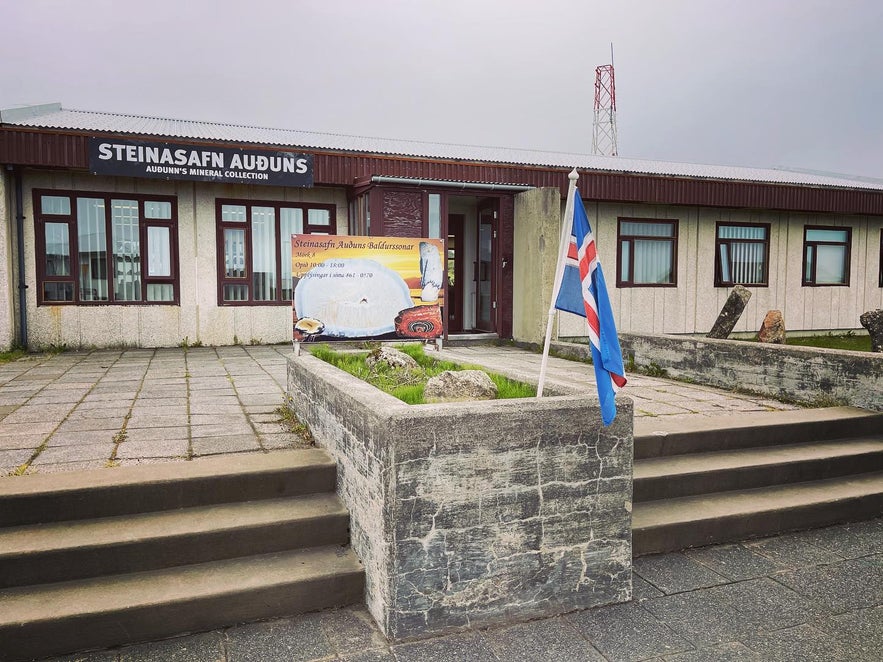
0 449 336 526
634 437 883 501
633 471 883 555
0 493 349 589
0 545 365 662
634 407 883 459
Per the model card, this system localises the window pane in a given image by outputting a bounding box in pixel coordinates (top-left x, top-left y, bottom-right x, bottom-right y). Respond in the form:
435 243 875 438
224 228 246 278
621 241 630 281
41 195 71 215
815 244 847 284
307 208 330 226
718 225 766 240
77 198 108 301
45 222 70 276
147 226 172 277
112 199 141 301
805 246 814 281
146 283 174 301
222 204 247 222
252 206 276 301
736 242 765 284
280 209 304 301
622 221 674 237
806 228 848 243
144 201 172 219
223 284 248 301
428 194 441 239
43 282 74 301
633 239 673 283
718 244 730 282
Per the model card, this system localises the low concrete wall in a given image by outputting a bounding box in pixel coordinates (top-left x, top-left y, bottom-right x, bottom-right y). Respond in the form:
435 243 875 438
287 352 633 639
597 332 883 411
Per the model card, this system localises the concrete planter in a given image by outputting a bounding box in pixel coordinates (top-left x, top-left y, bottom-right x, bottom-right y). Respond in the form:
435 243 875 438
613 332 883 412
287 352 633 639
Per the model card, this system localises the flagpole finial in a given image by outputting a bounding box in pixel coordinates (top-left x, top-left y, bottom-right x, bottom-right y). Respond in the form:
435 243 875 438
569 168 579 182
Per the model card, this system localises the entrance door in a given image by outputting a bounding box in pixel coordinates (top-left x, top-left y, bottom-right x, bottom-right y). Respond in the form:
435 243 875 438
475 201 497 333
446 214 464 333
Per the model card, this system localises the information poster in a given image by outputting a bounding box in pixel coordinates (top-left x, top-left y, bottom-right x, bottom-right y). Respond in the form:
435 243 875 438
291 235 445 341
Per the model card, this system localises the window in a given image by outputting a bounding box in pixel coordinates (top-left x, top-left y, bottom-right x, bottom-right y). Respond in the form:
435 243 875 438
616 219 678 286
802 226 851 286
216 199 335 304
34 190 178 305
714 223 770 287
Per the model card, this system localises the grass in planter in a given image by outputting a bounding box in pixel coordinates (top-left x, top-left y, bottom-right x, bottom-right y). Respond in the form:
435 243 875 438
784 332 871 352
308 343 536 403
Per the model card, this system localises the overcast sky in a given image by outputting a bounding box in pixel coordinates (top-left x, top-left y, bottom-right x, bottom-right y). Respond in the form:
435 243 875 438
3 0 881 178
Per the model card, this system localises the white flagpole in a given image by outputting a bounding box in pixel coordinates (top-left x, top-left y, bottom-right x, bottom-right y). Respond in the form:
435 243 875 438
537 168 579 397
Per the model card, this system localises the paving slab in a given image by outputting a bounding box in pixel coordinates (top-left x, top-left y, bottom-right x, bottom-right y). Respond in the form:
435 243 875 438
634 552 730 594
225 614 332 662
684 543 782 581
775 558 883 612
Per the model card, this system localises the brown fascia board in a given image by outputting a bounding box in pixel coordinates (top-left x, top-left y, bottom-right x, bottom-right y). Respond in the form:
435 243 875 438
2 125 883 216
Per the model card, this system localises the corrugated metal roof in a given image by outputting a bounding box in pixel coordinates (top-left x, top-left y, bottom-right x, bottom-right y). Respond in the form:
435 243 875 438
3 105 882 192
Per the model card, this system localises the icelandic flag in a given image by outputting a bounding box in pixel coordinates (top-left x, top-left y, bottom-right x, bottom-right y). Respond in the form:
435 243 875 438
554 187 627 425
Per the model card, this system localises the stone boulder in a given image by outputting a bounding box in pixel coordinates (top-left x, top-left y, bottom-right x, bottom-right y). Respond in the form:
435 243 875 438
757 310 786 344
707 285 752 339
366 346 419 371
423 370 498 403
860 309 883 352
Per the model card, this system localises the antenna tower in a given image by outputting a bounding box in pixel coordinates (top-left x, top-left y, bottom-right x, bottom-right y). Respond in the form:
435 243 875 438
592 45 618 156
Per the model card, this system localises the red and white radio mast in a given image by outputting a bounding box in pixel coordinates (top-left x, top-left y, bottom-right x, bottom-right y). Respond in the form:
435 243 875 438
592 44 618 157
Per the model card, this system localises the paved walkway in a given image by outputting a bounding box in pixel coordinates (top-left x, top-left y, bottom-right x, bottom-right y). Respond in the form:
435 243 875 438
436 344 799 421
41 517 883 661
1 343 798 476
0 345 301 476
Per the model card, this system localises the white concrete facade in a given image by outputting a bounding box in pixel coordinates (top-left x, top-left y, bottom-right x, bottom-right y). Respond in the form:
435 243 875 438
558 200 883 338
3 171 882 349
0 168 14 350
13 169 347 349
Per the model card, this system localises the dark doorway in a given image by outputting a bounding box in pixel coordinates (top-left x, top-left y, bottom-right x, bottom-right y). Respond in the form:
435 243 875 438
446 214 465 333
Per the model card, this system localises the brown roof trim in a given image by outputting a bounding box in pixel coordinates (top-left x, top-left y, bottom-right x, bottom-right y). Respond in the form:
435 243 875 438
3 126 883 216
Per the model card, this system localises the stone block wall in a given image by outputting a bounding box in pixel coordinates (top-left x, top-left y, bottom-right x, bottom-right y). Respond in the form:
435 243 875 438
287 352 633 639
607 332 883 411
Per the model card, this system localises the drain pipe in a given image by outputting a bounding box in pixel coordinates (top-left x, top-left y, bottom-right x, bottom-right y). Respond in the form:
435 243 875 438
12 167 28 348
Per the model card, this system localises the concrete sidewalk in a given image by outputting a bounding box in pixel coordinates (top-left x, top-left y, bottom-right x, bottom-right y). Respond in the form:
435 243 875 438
41 516 883 661
0 345 303 476
1 343 798 476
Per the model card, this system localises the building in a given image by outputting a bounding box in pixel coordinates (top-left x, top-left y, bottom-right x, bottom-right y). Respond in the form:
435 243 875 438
1 102 881 350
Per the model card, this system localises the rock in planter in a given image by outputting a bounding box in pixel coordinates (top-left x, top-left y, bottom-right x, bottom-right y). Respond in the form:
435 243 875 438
424 370 498 403
366 346 419 370
758 310 786 344
860 309 883 352
707 285 752 339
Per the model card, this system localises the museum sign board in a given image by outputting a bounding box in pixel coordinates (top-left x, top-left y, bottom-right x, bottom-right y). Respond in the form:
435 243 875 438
89 137 313 187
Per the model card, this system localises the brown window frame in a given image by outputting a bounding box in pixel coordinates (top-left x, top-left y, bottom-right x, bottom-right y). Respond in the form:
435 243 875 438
879 230 883 288
33 189 179 306
216 198 336 306
713 222 771 287
802 225 852 287
616 218 679 287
